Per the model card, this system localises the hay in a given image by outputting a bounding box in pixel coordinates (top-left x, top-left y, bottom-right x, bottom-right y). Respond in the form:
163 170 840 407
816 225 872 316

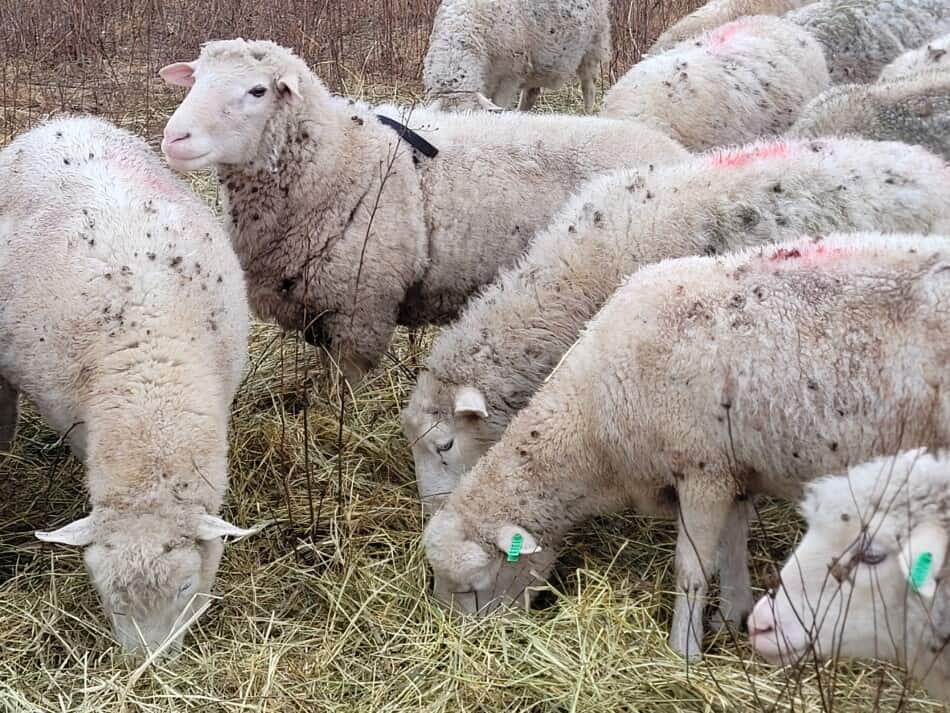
0 86 943 713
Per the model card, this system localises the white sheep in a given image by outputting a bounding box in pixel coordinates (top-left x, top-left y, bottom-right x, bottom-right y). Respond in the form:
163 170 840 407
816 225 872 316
422 0 611 112
879 33 950 82
650 0 812 53
749 449 950 702
422 232 950 662
786 0 950 84
601 16 830 151
0 115 252 656
788 71 950 161
404 137 950 537
158 39 686 385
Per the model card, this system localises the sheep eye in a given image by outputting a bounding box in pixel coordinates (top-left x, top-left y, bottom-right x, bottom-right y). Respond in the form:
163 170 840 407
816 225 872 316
436 439 454 454
857 548 887 566
248 85 268 98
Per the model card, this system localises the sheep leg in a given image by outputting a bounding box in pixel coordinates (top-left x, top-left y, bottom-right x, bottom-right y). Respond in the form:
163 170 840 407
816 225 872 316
0 375 19 453
670 488 732 661
491 80 520 110
518 87 541 111
581 75 596 113
710 499 754 631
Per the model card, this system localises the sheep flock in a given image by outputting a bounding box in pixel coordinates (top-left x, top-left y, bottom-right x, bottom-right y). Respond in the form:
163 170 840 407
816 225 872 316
2 0 950 710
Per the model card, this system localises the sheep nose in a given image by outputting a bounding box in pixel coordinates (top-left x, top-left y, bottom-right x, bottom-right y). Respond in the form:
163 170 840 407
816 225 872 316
164 130 191 144
747 600 775 637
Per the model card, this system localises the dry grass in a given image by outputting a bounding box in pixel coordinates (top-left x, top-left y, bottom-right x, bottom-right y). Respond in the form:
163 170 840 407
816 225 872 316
1 1 947 711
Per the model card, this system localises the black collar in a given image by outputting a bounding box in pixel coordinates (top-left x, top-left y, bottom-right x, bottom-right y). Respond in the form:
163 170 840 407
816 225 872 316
376 114 439 160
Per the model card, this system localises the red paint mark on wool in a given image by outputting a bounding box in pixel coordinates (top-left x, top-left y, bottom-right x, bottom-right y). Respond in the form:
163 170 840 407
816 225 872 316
711 141 791 169
708 21 745 50
767 242 849 264
103 147 187 200
770 248 802 261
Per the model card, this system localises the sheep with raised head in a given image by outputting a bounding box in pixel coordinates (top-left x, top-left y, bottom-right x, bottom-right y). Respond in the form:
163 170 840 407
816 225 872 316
0 115 252 656
422 232 950 662
423 0 611 112
602 16 829 151
879 33 950 82
786 0 950 84
788 71 950 160
650 0 812 53
159 39 686 385
749 449 950 702
404 138 950 541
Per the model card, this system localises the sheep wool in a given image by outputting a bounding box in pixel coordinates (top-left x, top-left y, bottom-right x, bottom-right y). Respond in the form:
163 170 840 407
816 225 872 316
602 16 829 150
423 232 950 662
0 115 251 656
423 0 611 111
878 33 950 82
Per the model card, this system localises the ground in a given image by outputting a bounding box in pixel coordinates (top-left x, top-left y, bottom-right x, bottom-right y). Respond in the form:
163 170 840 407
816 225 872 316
0 1 945 711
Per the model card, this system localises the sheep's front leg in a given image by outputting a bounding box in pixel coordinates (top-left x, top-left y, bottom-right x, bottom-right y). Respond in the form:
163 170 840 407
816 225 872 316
670 486 732 661
0 375 19 453
711 499 754 631
492 79 521 110
581 76 596 113
518 87 541 111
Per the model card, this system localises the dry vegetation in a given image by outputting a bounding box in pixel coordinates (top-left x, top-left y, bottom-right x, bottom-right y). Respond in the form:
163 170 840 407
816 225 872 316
0 1 945 711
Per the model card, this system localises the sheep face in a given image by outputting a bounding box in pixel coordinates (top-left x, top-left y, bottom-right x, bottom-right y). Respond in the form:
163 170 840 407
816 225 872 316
423 509 545 614
402 372 492 517
36 509 251 656
749 452 949 668
159 44 301 172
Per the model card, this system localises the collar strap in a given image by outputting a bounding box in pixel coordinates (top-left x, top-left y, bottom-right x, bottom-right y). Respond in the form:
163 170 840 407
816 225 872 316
376 114 439 159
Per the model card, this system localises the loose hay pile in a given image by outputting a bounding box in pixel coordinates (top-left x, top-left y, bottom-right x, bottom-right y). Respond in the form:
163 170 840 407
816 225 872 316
0 92 943 713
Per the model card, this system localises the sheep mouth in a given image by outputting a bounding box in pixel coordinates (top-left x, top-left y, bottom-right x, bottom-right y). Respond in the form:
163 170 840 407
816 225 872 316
751 630 813 665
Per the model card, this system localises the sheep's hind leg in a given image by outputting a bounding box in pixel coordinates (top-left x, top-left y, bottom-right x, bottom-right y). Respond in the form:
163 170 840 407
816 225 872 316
580 75 596 113
518 87 541 111
491 79 521 110
670 485 732 662
0 375 19 454
710 499 754 632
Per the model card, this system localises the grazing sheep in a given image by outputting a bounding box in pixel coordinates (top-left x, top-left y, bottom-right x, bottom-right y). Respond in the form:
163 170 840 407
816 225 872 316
749 449 950 702
788 71 950 160
650 0 812 53
422 232 950 661
423 0 611 112
159 39 686 385
602 16 829 151
786 0 950 84
0 115 252 655
404 138 950 536
879 33 950 82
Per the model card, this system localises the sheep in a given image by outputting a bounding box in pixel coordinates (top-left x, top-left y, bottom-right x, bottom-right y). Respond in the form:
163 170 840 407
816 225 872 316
0 115 252 656
158 39 686 385
421 231 950 662
403 137 950 539
788 71 950 161
422 0 611 112
749 449 950 702
786 0 950 84
650 0 812 53
879 33 950 82
601 16 830 151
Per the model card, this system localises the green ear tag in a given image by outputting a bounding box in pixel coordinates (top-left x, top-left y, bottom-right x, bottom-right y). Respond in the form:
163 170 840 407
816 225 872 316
507 533 524 562
910 551 934 592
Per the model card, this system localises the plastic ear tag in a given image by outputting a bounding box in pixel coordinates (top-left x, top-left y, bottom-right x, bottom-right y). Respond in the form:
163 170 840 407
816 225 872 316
910 551 934 593
507 532 524 562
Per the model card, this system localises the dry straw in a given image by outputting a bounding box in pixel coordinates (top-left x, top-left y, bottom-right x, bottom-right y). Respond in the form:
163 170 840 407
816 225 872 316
0 1 942 711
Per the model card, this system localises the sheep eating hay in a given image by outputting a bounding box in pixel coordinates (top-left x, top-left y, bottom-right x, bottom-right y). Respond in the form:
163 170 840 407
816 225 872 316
404 137 950 560
601 16 829 151
750 450 950 703
787 0 950 84
423 232 950 661
0 115 252 656
423 0 611 111
159 39 685 385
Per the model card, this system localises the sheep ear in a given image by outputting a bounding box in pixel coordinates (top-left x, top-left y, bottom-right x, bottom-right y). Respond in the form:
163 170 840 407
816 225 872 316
196 514 255 541
36 516 96 547
475 92 505 112
899 521 948 599
158 61 196 87
277 73 301 99
454 386 488 419
495 524 541 556
928 45 947 62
